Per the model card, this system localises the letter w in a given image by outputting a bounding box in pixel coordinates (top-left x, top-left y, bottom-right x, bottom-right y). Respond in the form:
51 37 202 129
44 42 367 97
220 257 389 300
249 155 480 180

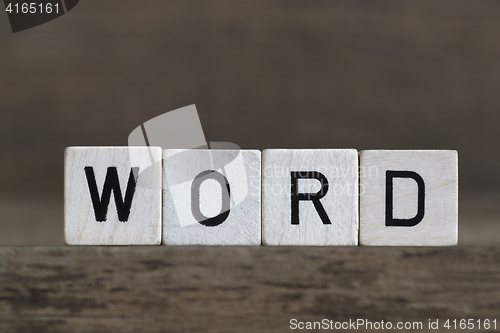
84 167 139 222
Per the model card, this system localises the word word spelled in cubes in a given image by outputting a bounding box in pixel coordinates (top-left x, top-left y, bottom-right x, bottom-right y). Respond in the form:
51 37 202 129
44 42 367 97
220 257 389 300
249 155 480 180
64 147 162 245
262 149 359 246
163 149 261 245
359 150 458 246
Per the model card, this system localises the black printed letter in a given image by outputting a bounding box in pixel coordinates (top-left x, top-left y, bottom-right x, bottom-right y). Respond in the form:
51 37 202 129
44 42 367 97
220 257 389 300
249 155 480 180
291 171 331 225
84 167 139 222
191 170 231 227
385 170 425 227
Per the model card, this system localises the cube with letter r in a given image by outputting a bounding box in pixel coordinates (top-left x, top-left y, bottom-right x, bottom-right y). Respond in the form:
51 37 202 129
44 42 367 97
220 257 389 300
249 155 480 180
262 149 359 246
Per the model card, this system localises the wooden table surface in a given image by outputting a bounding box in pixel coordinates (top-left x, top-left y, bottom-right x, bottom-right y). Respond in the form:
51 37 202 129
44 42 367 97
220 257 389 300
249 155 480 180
0 246 498 332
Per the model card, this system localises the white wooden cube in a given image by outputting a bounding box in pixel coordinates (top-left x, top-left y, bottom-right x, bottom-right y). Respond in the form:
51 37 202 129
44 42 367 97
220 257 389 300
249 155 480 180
359 150 458 246
64 147 162 245
163 149 261 245
262 149 359 246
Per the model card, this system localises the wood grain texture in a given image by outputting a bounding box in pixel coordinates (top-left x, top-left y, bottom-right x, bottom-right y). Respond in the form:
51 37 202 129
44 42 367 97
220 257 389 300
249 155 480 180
360 150 458 246
65 147 162 245
262 149 358 245
0 247 498 332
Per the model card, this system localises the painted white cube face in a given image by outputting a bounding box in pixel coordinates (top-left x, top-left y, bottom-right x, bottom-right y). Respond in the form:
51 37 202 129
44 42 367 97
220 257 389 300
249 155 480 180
359 150 458 246
163 149 261 245
262 149 359 246
64 147 162 245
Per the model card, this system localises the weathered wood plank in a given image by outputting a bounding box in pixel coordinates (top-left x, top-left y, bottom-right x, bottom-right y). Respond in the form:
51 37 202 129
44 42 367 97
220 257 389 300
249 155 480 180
0 247 498 332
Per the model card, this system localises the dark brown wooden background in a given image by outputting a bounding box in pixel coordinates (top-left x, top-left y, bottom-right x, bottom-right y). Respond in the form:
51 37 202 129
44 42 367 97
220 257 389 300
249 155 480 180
0 1 499 245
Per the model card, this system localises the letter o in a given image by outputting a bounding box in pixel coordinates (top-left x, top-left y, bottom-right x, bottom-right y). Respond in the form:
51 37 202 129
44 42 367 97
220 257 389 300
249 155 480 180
191 170 231 227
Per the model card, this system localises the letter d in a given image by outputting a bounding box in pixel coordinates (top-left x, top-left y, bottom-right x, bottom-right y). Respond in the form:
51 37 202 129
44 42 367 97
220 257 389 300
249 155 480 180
385 170 425 227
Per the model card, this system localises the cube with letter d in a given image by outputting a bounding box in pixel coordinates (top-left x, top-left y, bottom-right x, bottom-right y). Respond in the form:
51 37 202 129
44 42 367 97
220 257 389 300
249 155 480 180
359 150 458 246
